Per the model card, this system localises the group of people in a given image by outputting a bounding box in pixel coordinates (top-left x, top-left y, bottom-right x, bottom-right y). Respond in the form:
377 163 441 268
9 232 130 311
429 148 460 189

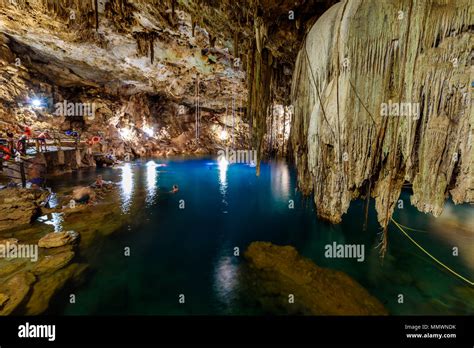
1 125 51 159
69 173 179 208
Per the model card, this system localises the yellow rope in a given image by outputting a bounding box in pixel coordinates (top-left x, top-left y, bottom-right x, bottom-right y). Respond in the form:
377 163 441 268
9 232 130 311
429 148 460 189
395 221 429 233
391 217 474 286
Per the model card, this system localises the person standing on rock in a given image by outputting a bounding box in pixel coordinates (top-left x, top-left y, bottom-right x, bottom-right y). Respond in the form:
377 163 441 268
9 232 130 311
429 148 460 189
37 130 50 152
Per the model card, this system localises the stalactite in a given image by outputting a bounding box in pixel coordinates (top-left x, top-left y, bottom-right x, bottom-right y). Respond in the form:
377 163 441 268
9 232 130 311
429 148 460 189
269 95 274 154
290 0 473 227
94 0 99 31
253 48 273 176
254 16 266 55
282 105 287 155
133 31 159 64
209 35 216 48
233 30 239 58
150 37 155 64
167 0 176 27
191 15 196 37
246 43 256 142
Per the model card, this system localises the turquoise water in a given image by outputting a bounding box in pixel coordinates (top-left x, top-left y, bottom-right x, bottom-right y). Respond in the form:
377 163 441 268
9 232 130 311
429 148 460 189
46 158 474 315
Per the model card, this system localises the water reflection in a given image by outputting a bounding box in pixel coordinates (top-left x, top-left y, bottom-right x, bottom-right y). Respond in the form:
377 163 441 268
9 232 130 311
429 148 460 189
146 161 158 206
49 213 64 232
120 163 134 213
38 212 64 232
430 202 474 269
47 192 59 209
271 161 290 199
218 158 229 211
213 254 239 309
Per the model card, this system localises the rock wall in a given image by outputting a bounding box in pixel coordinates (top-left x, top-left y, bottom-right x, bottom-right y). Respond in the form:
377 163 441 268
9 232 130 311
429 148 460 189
0 0 250 166
0 188 49 231
290 0 473 236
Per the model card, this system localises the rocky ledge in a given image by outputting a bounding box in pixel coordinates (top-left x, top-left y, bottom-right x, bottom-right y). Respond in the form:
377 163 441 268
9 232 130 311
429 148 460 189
37 231 79 249
0 188 50 232
243 242 387 315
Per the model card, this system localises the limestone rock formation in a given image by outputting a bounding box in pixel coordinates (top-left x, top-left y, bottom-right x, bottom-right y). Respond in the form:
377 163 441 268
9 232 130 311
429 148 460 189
290 0 473 231
0 293 8 308
243 242 388 315
0 0 249 164
72 186 96 203
0 271 36 315
0 188 50 231
25 263 88 315
0 258 27 278
0 238 18 251
32 250 75 275
38 231 79 248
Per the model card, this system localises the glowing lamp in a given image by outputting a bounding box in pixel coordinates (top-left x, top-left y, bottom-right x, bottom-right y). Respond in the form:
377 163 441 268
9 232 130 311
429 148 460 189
143 126 154 137
119 127 132 140
31 98 42 108
219 129 228 141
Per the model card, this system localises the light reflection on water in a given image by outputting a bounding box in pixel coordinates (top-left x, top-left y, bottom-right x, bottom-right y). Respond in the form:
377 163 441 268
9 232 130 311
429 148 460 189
429 202 474 269
146 161 158 206
213 254 239 309
38 212 64 232
42 158 473 315
48 213 64 232
120 163 134 214
271 160 291 200
218 157 229 211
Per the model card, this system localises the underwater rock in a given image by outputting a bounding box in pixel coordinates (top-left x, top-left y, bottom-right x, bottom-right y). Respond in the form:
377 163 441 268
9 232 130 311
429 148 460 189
25 263 88 315
38 231 79 248
32 251 75 275
0 271 36 315
0 293 8 308
0 188 50 231
0 258 27 278
243 242 387 315
44 244 75 256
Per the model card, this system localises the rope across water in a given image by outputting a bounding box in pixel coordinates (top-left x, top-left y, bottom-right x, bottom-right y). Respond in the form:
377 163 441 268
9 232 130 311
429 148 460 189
391 217 473 286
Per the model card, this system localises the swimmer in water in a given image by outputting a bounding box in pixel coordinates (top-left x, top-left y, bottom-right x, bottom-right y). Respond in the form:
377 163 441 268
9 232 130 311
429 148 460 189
171 185 179 193
95 175 104 189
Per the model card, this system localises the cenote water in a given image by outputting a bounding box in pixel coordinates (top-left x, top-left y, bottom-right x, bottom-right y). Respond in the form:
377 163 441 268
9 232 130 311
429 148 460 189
44 158 473 315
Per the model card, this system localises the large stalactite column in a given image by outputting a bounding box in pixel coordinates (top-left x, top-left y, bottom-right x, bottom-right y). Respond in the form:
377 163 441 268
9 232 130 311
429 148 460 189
248 16 273 176
290 0 473 238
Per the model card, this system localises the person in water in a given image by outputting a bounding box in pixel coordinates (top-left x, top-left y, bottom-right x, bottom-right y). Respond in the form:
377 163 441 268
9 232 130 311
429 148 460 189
95 175 104 189
171 185 179 193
